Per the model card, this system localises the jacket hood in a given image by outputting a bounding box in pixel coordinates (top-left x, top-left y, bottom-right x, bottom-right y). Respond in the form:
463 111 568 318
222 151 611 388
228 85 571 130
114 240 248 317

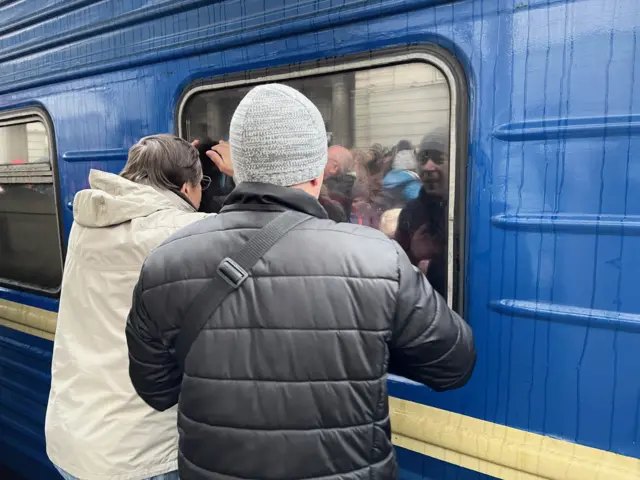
382 169 421 201
392 149 417 171
383 168 420 189
73 169 196 228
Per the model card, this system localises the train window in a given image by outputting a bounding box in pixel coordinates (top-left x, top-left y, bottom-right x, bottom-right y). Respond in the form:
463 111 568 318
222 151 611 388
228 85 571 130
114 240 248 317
0 114 63 292
180 58 461 308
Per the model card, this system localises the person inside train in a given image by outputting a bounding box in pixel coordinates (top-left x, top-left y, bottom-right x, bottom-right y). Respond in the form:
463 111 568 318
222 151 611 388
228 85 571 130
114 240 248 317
318 144 356 222
395 127 450 297
44 134 233 480
126 83 476 480
349 145 391 228
348 148 376 225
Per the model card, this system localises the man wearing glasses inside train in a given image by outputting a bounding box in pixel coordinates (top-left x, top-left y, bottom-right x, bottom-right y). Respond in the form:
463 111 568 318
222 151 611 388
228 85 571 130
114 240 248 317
395 127 451 298
126 84 476 479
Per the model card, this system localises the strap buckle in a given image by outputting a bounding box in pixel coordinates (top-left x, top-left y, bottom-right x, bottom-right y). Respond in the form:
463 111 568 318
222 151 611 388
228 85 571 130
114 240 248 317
216 258 248 288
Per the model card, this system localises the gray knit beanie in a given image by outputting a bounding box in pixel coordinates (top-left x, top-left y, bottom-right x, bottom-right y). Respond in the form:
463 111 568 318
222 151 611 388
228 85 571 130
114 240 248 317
229 83 328 187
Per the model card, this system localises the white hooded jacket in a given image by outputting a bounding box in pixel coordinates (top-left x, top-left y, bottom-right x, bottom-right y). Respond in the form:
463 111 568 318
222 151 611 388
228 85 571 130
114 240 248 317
45 169 208 480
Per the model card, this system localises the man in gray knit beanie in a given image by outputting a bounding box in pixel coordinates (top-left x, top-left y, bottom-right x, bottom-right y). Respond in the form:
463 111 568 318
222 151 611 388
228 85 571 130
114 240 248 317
229 83 328 195
128 83 475 480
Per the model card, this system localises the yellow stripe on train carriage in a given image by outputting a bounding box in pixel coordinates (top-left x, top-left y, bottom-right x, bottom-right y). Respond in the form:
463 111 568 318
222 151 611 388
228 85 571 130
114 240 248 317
3 298 640 479
390 397 640 480
0 297 56 340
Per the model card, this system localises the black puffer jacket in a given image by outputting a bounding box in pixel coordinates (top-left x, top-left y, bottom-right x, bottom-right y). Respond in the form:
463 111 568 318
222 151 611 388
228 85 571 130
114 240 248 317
127 183 475 480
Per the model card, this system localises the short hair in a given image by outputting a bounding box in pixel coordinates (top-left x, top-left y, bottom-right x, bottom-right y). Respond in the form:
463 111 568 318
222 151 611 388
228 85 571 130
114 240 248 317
120 134 202 191
327 145 355 173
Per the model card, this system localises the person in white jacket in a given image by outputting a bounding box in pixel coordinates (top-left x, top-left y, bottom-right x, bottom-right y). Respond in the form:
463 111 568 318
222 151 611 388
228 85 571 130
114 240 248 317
45 134 231 480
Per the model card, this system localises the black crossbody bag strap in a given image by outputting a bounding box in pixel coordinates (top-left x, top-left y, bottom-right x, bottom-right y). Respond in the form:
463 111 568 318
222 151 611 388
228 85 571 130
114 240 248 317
175 210 311 367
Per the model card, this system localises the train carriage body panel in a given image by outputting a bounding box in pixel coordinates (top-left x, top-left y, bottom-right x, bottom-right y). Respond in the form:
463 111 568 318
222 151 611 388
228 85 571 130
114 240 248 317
1 0 639 479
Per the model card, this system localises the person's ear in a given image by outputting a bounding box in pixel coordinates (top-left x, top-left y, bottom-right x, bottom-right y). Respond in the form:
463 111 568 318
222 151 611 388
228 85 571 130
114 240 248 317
313 170 325 185
180 182 198 197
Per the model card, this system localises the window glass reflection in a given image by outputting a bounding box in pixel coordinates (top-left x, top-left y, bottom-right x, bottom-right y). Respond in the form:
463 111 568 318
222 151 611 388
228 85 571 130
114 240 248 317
0 183 62 289
0 121 50 165
0 119 62 291
182 63 452 298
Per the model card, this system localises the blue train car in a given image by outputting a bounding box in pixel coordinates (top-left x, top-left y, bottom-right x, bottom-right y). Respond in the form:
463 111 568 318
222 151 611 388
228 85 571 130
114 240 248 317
1 0 639 478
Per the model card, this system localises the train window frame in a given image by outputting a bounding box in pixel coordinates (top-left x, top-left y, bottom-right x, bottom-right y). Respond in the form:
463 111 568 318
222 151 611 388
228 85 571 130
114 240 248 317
0 106 64 296
175 45 469 315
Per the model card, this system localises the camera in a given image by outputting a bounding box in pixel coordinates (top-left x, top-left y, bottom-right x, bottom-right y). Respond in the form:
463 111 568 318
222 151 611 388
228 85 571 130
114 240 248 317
195 138 235 213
